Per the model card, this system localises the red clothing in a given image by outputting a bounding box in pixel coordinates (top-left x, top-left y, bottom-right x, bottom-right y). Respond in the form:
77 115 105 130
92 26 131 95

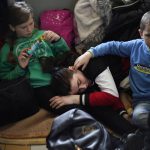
80 56 127 116
89 91 124 110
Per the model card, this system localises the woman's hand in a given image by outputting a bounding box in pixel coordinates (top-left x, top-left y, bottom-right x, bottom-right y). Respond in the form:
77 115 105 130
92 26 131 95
49 95 80 109
43 30 60 42
18 48 31 69
74 51 93 70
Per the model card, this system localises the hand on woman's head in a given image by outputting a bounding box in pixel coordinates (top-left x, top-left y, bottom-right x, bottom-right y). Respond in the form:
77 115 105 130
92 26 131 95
74 51 93 70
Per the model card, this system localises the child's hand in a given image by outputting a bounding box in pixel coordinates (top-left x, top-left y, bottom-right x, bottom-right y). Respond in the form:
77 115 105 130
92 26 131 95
18 48 31 69
74 51 93 70
122 113 132 123
49 95 80 109
43 30 60 42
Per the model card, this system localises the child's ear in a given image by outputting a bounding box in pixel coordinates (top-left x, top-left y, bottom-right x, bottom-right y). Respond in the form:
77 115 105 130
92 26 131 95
139 29 144 38
68 66 75 71
9 24 15 32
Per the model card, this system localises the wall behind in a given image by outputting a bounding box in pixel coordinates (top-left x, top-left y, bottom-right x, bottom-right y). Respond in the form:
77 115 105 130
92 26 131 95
26 0 76 19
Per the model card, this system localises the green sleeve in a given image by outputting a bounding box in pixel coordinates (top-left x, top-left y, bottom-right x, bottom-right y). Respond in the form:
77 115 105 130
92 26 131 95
0 62 26 80
51 37 70 56
0 44 26 80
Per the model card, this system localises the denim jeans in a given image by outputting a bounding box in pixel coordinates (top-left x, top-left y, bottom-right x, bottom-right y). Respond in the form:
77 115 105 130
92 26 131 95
132 102 150 129
132 102 150 149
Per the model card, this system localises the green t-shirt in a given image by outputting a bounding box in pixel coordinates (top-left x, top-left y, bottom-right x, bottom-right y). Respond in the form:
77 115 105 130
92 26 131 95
0 29 70 88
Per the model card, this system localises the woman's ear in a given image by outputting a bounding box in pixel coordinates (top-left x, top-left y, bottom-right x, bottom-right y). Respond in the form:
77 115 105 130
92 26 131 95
68 66 76 72
9 24 15 32
68 66 75 71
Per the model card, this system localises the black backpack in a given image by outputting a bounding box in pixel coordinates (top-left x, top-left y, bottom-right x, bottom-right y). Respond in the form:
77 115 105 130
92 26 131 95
46 109 112 150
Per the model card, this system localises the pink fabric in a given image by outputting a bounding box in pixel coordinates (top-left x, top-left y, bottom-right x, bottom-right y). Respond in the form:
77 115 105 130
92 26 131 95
40 9 75 48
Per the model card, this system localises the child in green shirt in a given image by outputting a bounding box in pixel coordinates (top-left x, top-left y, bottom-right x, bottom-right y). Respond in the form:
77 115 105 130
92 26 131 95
0 1 70 111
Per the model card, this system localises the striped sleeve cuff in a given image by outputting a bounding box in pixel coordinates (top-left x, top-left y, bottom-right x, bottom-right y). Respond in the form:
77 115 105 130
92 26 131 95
80 94 90 106
87 50 94 57
119 110 127 116
80 94 85 105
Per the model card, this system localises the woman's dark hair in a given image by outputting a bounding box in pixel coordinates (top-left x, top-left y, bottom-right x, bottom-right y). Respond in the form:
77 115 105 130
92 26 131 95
6 1 33 64
140 11 150 31
51 68 74 96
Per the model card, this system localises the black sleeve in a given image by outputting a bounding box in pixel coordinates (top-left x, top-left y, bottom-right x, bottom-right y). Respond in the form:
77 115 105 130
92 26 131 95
83 56 109 81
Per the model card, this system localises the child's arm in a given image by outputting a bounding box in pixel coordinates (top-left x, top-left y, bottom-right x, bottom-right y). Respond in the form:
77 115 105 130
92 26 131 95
50 95 80 109
0 63 26 80
49 91 127 119
49 93 121 109
49 92 125 112
85 67 127 116
74 40 133 70
43 30 60 42
43 30 70 54
44 34 70 57
74 51 93 70
0 46 29 80
18 48 31 69
120 92 133 116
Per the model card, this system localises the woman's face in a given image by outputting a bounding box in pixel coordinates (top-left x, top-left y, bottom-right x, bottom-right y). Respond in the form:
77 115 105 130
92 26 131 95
69 70 90 94
10 14 34 38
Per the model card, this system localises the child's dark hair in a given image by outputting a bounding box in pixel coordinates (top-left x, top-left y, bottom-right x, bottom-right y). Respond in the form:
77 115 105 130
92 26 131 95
140 11 150 31
8 2 33 26
6 1 33 64
51 68 74 95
